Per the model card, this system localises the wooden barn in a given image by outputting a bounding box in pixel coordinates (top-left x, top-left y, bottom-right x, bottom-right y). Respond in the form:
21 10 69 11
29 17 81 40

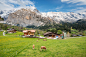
23 30 36 36
7 28 17 33
44 32 61 38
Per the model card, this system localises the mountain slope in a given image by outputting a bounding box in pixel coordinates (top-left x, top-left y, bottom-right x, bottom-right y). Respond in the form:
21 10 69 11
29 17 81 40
0 8 86 27
72 19 86 30
41 12 86 23
6 8 55 27
0 9 17 20
0 16 4 21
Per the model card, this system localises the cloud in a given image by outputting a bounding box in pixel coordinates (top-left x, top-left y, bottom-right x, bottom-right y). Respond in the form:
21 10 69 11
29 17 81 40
48 6 63 12
56 6 63 11
61 0 86 5
70 7 86 13
0 0 35 10
0 2 13 10
56 6 63 10
61 0 86 13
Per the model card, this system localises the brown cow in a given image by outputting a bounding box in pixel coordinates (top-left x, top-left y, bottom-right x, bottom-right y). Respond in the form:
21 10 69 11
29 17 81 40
43 39 47 41
40 46 46 51
38 38 40 40
33 44 35 49
37 40 38 42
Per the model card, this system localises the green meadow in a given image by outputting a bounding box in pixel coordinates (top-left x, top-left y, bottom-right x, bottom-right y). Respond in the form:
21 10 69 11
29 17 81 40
0 31 86 57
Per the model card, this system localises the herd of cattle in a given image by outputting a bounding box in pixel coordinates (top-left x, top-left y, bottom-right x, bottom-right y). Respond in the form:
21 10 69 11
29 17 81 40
33 38 47 51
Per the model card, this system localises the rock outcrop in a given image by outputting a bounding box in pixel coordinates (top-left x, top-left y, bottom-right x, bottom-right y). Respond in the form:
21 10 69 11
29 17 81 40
6 8 55 27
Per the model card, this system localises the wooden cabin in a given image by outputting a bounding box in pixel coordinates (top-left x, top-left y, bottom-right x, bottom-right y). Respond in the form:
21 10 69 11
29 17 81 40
44 32 61 38
7 28 17 33
23 30 36 36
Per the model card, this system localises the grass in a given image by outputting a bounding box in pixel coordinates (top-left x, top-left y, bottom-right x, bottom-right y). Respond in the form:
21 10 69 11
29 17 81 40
0 31 3 36
0 31 86 57
6 31 24 36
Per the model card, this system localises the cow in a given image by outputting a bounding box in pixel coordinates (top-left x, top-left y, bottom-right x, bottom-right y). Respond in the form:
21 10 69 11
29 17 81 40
33 44 35 49
37 40 38 42
38 38 40 40
43 39 47 41
40 46 46 51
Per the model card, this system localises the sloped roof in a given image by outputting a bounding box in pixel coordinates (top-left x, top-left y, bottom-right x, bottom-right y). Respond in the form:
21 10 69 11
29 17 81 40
23 30 28 33
44 32 60 36
44 32 54 35
28 30 36 32
23 30 36 33
7 28 17 31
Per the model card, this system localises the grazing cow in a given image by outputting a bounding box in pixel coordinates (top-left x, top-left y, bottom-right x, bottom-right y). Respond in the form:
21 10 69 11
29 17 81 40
38 38 40 40
37 40 38 42
40 46 46 51
43 39 47 41
33 44 35 49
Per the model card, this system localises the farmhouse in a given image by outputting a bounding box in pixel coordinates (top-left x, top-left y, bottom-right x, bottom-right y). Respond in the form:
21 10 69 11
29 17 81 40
23 30 36 36
44 32 61 38
7 28 17 33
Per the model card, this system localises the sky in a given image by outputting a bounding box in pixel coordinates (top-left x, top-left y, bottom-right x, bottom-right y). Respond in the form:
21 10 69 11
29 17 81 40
0 0 86 13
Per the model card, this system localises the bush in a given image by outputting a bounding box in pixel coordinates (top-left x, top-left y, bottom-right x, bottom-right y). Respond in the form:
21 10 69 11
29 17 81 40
5 31 8 34
57 30 62 34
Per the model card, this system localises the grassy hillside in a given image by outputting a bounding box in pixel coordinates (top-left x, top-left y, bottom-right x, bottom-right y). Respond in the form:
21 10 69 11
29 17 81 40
0 31 3 36
0 31 86 57
6 31 24 36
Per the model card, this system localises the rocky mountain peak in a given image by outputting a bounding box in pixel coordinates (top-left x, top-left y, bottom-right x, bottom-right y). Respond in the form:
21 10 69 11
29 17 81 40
0 7 86 27
6 8 55 27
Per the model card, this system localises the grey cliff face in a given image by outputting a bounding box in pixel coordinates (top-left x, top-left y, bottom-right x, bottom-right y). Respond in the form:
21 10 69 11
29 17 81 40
6 8 55 27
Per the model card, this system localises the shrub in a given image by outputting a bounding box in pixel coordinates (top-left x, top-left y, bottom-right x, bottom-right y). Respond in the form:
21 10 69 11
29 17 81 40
5 31 8 34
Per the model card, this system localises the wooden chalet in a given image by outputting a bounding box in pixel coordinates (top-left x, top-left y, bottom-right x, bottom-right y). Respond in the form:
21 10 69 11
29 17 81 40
7 28 17 33
44 32 61 38
23 30 36 36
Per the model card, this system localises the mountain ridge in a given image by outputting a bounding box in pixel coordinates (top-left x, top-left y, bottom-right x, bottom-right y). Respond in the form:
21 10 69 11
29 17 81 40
0 8 86 27
6 8 55 27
